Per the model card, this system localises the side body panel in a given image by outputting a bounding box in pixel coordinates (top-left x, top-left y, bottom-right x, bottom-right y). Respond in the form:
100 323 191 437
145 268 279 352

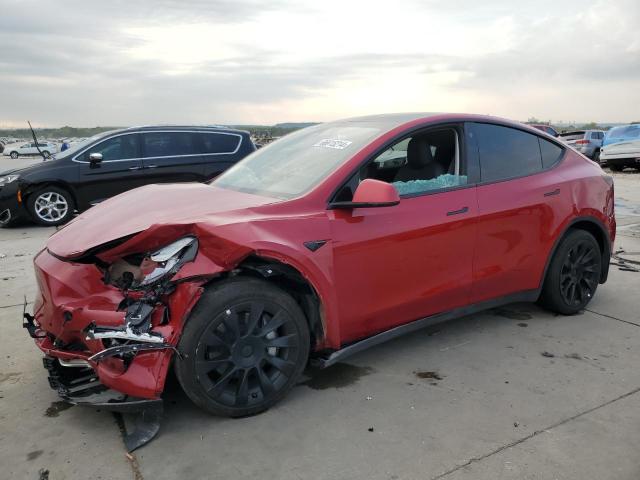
329 189 478 343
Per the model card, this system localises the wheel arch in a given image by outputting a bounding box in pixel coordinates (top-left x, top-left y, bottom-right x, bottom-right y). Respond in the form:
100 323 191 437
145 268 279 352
541 216 612 288
23 181 78 210
206 254 326 351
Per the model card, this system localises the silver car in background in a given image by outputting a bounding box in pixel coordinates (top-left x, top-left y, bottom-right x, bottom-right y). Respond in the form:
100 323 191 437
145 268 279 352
558 130 604 163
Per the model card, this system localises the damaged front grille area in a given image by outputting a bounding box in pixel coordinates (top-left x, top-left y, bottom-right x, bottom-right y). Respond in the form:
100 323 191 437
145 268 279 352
85 298 175 362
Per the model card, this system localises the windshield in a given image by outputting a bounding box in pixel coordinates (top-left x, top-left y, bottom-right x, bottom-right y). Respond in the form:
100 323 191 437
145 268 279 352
606 125 640 139
213 123 382 199
55 130 118 159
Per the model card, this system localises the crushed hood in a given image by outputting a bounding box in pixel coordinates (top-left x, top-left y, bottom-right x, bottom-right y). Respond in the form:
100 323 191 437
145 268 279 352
47 183 278 258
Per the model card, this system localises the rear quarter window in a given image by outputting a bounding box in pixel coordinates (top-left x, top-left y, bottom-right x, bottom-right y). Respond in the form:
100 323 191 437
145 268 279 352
197 132 241 154
539 138 563 168
473 123 543 182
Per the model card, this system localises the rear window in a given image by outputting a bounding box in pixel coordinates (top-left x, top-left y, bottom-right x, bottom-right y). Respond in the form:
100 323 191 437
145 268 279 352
472 123 543 182
196 132 241 154
142 132 200 157
559 131 586 140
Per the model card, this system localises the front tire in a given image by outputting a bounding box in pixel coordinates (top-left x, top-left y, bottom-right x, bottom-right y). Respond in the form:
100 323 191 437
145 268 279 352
42 150 51 159
10 151 18 159
539 230 601 315
610 164 623 172
27 186 75 226
175 277 310 417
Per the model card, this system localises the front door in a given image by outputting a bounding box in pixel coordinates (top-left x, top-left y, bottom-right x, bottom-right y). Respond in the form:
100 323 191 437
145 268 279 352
329 125 478 345
75 133 146 208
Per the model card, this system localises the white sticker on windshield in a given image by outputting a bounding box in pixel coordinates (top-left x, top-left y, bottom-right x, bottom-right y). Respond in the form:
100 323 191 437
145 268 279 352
313 139 352 150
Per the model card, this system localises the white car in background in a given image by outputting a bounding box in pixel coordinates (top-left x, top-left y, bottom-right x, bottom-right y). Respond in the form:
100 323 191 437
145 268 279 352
600 139 640 171
2 141 58 159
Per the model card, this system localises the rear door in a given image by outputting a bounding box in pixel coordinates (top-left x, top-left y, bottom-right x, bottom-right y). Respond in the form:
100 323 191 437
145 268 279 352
75 133 145 206
468 122 568 303
197 131 245 181
140 131 204 184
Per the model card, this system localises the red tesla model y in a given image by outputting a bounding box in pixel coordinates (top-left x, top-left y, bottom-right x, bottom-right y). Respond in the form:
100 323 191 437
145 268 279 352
26 113 615 449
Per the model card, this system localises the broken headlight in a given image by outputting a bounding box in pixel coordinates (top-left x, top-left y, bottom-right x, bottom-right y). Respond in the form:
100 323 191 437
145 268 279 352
107 236 198 290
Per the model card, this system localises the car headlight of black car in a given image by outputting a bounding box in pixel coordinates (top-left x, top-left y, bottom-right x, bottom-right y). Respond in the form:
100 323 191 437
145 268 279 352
0 174 19 187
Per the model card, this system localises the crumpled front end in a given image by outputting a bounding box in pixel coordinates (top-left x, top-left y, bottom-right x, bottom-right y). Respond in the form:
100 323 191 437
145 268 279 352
30 248 208 398
26 239 219 450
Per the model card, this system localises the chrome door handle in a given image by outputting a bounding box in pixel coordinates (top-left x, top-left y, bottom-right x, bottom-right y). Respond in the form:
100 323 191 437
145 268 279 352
146 165 158 169
447 206 469 216
129 166 141 171
544 188 560 197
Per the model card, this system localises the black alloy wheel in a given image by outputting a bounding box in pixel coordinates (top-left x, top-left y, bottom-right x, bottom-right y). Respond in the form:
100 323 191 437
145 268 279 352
558 239 599 308
539 229 602 315
176 278 310 417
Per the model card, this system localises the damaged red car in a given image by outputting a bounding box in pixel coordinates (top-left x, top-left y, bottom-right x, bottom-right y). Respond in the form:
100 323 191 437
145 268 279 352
26 113 615 450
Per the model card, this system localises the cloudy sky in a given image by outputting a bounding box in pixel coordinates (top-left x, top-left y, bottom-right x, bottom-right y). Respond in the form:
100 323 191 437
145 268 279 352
0 0 638 127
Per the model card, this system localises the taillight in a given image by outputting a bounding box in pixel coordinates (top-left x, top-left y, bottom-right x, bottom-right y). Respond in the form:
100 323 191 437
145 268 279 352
575 139 589 145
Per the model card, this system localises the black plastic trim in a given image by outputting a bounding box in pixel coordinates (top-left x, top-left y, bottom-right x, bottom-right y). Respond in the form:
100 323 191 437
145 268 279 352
328 200 400 209
312 290 540 368
538 216 612 286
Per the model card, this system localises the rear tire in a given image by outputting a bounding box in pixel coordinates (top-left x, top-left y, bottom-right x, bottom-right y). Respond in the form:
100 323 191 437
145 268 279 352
42 150 51 159
539 230 601 315
610 164 623 172
10 151 18 159
175 277 310 417
592 149 600 164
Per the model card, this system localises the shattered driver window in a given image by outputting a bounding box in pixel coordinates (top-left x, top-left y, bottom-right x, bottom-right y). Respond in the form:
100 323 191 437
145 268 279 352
359 128 467 196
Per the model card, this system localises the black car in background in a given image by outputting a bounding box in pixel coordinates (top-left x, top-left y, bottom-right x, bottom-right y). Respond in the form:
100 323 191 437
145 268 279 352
0 126 255 227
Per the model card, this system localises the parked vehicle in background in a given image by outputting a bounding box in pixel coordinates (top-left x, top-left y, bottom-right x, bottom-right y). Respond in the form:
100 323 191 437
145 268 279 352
2 141 58 159
558 130 604 163
25 113 615 450
600 136 640 171
529 124 559 137
0 125 255 227
603 124 640 147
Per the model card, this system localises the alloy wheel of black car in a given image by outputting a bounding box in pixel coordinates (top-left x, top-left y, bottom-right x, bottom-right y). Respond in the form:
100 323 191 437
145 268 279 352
27 187 75 226
176 278 310 417
10 151 18 159
539 229 602 315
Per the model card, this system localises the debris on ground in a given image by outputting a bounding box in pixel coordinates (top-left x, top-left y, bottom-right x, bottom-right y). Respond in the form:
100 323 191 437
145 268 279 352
541 351 555 358
368 427 374 432
414 371 443 380
491 308 533 320
611 249 640 272
517 323 528 328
